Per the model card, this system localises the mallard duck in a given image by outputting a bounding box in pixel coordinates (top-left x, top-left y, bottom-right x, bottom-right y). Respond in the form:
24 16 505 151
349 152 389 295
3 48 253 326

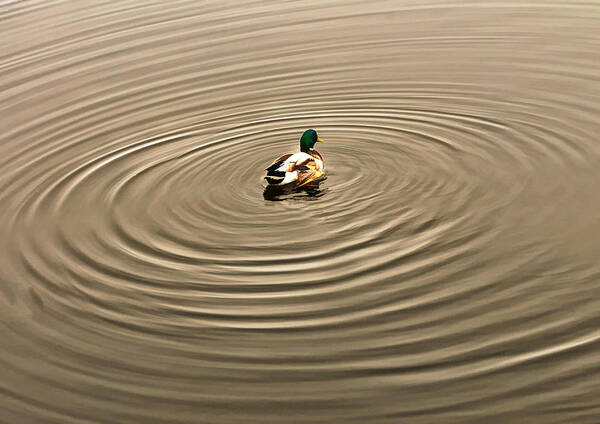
264 129 325 188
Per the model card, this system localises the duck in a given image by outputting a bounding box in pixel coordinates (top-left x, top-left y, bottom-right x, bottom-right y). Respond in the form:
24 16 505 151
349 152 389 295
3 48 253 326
264 129 325 188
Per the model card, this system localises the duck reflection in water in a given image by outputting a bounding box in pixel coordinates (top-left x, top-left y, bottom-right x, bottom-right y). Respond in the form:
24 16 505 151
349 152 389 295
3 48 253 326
263 178 327 201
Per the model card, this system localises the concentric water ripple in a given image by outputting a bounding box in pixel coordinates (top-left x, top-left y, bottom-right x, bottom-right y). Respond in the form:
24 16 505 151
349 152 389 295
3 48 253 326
1 1 600 423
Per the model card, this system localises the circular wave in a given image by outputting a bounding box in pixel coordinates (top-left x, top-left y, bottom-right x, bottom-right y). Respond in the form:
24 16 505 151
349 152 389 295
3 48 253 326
1 1 599 423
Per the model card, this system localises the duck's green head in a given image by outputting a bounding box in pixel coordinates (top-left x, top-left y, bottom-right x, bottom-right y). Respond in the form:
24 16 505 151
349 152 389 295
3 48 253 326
300 129 324 152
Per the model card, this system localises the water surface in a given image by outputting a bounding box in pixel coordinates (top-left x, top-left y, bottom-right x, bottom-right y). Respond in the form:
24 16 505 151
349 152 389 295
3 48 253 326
1 1 599 423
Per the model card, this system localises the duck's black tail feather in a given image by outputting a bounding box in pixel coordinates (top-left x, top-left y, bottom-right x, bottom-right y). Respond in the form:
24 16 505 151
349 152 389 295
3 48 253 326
265 161 286 185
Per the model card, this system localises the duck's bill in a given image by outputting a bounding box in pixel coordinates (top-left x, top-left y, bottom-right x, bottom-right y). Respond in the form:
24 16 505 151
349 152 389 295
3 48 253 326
317 137 324 142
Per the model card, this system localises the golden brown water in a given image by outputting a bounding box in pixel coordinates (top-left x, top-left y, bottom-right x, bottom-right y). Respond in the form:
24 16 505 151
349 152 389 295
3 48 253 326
1 1 600 423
